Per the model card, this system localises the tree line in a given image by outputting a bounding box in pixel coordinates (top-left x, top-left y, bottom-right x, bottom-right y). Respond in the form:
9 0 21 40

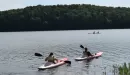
0 4 130 32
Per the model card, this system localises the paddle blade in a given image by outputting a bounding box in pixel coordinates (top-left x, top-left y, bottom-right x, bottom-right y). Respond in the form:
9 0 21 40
80 45 84 48
64 61 71 65
35 53 43 56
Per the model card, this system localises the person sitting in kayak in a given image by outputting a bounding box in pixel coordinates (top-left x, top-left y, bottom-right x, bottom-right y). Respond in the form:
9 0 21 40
83 47 93 57
45 52 58 64
93 31 95 34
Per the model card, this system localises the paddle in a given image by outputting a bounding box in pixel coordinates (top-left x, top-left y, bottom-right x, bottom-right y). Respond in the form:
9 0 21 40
35 53 43 56
34 52 71 65
80 45 85 49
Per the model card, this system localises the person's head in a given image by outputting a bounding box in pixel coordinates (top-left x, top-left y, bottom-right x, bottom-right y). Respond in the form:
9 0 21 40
49 52 53 56
85 48 88 52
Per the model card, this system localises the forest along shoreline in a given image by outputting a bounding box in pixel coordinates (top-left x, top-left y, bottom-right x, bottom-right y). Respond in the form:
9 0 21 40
0 4 130 32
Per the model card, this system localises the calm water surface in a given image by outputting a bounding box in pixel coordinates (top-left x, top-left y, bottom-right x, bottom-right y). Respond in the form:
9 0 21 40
0 29 130 75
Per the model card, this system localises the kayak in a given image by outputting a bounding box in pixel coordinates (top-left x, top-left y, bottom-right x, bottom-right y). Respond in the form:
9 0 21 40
38 58 68 70
75 52 103 61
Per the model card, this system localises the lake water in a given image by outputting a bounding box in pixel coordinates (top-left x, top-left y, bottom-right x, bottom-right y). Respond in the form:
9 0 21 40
0 29 130 75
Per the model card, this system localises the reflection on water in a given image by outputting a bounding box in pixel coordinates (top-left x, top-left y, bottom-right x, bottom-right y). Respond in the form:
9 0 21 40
0 29 130 75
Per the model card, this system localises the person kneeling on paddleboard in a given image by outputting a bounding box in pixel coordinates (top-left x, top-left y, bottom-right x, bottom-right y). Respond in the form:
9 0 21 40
83 48 93 57
45 52 58 64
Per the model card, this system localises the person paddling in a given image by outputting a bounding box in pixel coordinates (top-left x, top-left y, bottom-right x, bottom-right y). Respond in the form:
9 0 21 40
45 52 58 64
97 31 99 34
83 47 93 57
93 31 95 34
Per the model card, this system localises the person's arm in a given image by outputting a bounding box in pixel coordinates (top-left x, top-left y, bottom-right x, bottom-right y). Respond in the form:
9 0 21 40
45 57 48 61
83 51 85 54
53 56 58 62
89 52 93 56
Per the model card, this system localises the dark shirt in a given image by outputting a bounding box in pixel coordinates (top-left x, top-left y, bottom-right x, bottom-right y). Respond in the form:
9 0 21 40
87 51 93 56
83 51 93 57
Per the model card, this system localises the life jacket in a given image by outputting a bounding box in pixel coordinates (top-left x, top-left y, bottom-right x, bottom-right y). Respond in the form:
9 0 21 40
46 56 55 62
83 51 92 57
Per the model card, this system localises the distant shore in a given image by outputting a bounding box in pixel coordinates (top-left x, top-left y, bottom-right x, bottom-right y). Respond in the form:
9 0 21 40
0 4 130 32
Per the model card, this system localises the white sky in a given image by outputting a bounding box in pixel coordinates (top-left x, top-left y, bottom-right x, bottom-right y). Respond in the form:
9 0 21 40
0 0 130 11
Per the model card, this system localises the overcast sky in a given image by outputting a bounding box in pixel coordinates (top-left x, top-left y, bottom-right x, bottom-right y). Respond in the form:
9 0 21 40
0 0 130 11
